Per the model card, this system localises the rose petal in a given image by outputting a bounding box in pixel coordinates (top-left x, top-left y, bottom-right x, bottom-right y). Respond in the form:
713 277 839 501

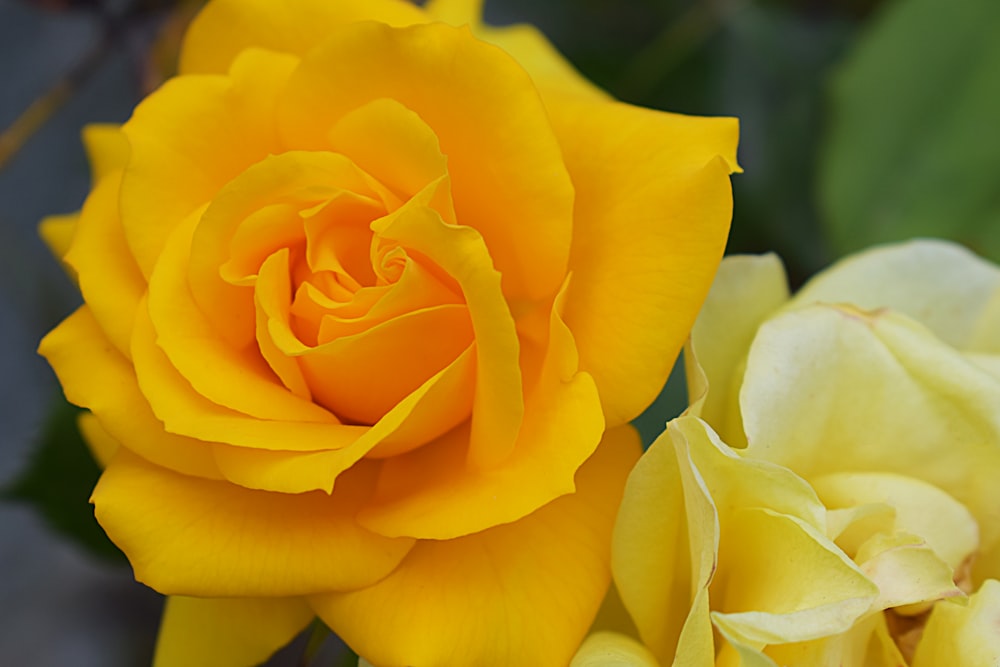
686 253 789 445
279 21 575 302
425 0 609 102
38 307 222 480
120 48 297 277
550 98 739 426
570 632 660 667
357 285 603 539
789 239 1000 352
912 579 1000 667
740 305 1000 577
38 213 78 279
81 123 129 185
92 448 415 596
64 172 145 357
152 596 313 667
179 0 426 75
310 425 640 667
148 212 338 424
77 412 119 469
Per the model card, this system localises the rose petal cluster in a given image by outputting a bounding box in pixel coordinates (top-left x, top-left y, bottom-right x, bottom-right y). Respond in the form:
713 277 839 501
575 240 1000 666
36 0 739 665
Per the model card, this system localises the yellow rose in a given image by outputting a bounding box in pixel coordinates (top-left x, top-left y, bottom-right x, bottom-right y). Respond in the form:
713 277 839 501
684 239 1000 663
37 0 739 665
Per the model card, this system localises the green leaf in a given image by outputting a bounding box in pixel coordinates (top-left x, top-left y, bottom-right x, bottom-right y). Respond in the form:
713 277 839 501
2 396 125 563
820 0 1000 259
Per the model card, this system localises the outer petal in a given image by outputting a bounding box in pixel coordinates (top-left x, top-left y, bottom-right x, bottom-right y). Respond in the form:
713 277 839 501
38 213 77 271
64 170 145 357
38 307 222 480
91 449 414 597
153 596 313 667
570 632 660 667
739 305 1000 578
179 0 426 74
311 426 641 667
551 99 739 426
81 123 129 185
77 412 119 469
686 254 789 446
789 239 1000 352
425 0 608 102
912 579 1000 667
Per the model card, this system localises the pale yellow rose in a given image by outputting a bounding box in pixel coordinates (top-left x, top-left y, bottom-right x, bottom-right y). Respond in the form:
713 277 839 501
573 415 878 667
683 239 1000 663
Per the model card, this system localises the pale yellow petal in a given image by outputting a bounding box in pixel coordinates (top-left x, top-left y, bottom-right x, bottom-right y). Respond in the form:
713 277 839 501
912 579 1000 667
571 632 660 667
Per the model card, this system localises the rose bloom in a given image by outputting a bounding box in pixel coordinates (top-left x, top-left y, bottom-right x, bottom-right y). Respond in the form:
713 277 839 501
573 240 1000 666
36 0 739 665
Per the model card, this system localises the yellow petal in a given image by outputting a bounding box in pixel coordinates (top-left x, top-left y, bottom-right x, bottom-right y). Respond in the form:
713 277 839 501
38 307 222 480
278 21 575 302
686 253 789 445
853 532 962 612
426 0 608 102
153 596 313 667
92 449 414 596
912 579 1000 667
179 0 426 74
813 471 979 572
570 632 660 667
81 123 129 185
551 98 739 426
789 239 1000 352
371 204 521 468
764 613 905 667
740 305 1000 578
76 412 119 469
64 170 145 358
147 211 337 424
311 426 640 667
120 48 296 277
356 288 603 539
39 213 77 263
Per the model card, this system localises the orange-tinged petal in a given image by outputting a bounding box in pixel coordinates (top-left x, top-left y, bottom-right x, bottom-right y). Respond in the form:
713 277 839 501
357 288 603 539
148 212 336 424
120 48 296 277
153 596 313 667
38 307 222 480
92 448 414 597
372 205 522 468
64 171 145 357
551 98 739 426
179 0 426 75
279 21 575 302
189 150 389 349
131 296 364 454
311 425 641 667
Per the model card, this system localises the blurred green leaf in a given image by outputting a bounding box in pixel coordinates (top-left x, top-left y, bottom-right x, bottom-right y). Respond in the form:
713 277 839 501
715 4 853 284
2 396 124 563
820 0 1000 259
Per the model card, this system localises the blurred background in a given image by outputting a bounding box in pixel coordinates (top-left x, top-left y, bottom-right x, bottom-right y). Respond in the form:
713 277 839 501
1 0 997 664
